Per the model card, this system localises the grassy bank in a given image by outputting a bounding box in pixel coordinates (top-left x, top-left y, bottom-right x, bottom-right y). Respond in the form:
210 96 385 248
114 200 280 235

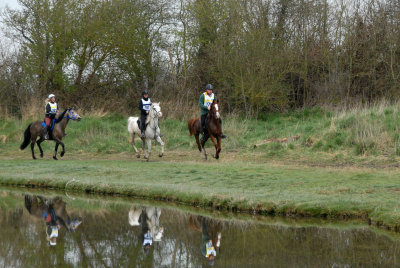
1 104 400 230
2 102 400 166
1 159 400 231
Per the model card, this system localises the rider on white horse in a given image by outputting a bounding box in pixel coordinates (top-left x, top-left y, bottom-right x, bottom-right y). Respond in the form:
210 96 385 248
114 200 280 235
138 90 152 138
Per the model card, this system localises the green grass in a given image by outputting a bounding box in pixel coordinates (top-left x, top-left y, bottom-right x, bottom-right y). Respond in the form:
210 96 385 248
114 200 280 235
0 159 400 230
2 104 400 230
3 103 400 167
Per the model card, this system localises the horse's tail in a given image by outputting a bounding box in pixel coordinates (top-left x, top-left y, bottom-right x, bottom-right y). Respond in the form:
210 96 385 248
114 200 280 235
24 195 32 214
20 123 32 150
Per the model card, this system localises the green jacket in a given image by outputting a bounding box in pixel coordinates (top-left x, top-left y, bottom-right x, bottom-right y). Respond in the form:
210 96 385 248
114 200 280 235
199 93 217 115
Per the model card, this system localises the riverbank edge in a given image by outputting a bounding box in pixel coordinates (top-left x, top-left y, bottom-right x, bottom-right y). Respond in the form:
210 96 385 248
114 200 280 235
1 177 398 233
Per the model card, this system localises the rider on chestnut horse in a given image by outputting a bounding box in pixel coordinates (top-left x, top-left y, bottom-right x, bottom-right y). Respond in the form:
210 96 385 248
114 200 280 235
198 84 227 141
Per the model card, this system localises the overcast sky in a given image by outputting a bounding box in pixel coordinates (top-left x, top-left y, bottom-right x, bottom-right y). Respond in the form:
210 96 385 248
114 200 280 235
0 0 20 10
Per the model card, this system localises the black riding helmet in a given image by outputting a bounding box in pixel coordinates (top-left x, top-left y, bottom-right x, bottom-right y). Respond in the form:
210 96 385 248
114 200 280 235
142 90 149 96
205 84 213 90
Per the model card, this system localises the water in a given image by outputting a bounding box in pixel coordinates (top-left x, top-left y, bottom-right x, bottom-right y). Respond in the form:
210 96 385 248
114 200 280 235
0 189 399 267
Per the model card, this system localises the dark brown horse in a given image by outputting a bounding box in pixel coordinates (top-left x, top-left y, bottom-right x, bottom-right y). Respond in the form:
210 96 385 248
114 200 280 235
20 108 81 160
188 100 222 160
24 194 82 232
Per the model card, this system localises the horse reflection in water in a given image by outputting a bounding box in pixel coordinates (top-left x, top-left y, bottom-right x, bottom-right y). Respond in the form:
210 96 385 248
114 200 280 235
189 215 222 266
24 195 82 246
128 206 164 252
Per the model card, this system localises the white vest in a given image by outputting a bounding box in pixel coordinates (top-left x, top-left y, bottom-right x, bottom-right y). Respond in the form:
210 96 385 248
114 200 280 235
203 93 214 108
142 98 151 111
46 102 58 114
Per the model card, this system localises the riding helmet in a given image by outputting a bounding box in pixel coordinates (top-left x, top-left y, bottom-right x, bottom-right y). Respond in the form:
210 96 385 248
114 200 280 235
48 94 56 99
205 84 213 90
142 90 149 96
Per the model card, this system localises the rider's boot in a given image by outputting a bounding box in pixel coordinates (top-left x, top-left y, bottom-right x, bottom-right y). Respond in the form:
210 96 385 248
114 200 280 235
200 127 207 143
43 126 49 140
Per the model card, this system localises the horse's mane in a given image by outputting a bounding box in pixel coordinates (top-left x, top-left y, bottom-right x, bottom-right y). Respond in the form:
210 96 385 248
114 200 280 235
55 109 69 123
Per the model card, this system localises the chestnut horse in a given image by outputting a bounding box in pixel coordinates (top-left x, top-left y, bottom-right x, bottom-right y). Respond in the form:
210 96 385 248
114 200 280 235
188 100 222 160
20 108 81 160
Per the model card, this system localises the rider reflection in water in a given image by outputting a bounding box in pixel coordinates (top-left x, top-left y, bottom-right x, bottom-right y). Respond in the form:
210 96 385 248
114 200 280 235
24 195 82 247
201 217 221 265
143 228 153 252
189 215 221 266
128 206 164 254
43 204 61 246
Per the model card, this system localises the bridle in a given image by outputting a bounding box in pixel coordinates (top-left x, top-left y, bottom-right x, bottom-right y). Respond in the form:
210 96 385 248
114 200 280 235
64 109 80 120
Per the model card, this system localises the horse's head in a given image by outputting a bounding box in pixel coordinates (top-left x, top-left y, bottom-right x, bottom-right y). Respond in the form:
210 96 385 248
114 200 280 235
67 217 82 232
150 103 162 118
153 226 164 241
66 107 82 121
210 100 220 119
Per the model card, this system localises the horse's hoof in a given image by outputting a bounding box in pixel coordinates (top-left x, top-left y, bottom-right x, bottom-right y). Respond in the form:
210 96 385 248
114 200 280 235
136 155 140 158
53 156 58 160
33 157 37 160
146 158 150 162
158 153 163 157
61 152 65 157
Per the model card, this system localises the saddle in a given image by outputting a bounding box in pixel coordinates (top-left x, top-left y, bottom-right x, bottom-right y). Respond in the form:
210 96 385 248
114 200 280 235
42 119 56 131
137 119 148 129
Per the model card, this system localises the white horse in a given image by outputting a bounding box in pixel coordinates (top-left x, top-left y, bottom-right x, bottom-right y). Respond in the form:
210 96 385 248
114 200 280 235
128 206 164 241
127 103 164 161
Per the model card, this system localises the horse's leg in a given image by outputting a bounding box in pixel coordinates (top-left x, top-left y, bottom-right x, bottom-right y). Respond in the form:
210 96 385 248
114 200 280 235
194 134 201 152
53 143 60 160
217 135 221 159
210 135 220 159
52 136 65 160
200 135 209 160
37 137 45 158
30 137 37 160
156 136 164 157
142 137 148 159
130 132 140 158
146 139 152 162
60 141 65 157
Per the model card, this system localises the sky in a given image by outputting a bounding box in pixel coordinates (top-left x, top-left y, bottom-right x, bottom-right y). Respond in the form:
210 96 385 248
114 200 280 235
0 0 21 50
0 0 20 10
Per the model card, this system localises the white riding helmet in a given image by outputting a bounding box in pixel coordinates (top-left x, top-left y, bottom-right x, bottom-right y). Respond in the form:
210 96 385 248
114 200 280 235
48 94 56 99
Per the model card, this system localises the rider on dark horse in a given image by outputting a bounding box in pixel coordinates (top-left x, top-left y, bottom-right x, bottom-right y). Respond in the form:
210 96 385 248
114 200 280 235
43 203 61 246
44 94 59 140
138 90 152 138
198 84 227 141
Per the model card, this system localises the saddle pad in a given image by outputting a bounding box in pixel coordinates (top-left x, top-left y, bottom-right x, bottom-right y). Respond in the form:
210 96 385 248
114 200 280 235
42 119 56 131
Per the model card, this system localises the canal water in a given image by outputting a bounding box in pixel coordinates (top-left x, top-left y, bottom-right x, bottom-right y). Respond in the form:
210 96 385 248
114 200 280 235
0 189 399 267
